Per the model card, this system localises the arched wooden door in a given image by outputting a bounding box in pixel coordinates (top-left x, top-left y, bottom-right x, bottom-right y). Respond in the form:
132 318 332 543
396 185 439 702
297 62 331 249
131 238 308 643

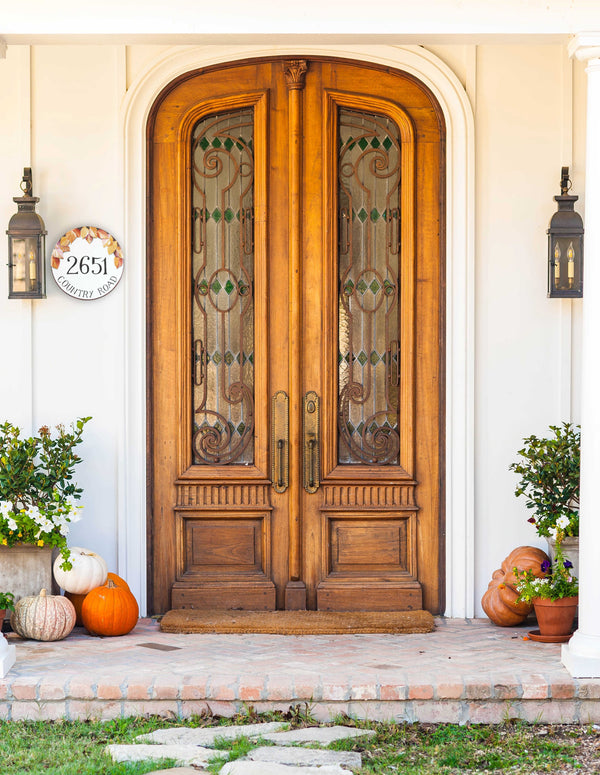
148 57 445 614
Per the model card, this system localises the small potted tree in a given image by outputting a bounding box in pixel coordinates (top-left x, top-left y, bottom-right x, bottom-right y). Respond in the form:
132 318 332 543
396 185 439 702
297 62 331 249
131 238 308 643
509 422 579 576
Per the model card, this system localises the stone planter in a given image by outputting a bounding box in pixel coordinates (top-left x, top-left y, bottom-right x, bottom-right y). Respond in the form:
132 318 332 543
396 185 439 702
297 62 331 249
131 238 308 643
547 536 579 580
0 545 57 603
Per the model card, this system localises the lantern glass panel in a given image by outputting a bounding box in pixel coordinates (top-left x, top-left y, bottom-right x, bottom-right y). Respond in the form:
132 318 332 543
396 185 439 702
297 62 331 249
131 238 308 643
550 235 582 296
9 235 44 297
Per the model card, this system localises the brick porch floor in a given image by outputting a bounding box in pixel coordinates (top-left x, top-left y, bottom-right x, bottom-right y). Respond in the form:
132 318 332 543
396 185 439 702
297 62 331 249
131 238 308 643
1 616 599 724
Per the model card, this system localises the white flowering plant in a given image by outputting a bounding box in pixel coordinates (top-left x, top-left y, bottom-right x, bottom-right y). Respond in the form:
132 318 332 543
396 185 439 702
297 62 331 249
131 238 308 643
513 543 579 603
0 418 90 570
509 422 580 539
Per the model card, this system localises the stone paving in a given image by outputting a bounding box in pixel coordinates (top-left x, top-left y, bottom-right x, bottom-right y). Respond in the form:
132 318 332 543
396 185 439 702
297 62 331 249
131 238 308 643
110 722 374 773
0 616 599 723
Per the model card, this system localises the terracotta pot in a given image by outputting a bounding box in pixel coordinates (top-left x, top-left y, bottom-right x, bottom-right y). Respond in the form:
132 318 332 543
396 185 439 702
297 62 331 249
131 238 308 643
533 596 578 637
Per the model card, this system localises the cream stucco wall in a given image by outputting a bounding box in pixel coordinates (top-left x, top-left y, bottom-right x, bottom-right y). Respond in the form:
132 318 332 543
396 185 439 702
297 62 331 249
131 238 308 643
0 40 587 615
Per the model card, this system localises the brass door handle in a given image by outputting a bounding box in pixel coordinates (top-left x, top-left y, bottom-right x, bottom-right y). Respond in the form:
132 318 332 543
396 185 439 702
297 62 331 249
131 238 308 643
303 391 320 493
271 391 289 493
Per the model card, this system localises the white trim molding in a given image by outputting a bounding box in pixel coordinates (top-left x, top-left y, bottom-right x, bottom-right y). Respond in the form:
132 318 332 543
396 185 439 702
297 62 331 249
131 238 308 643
563 33 600 677
121 44 475 617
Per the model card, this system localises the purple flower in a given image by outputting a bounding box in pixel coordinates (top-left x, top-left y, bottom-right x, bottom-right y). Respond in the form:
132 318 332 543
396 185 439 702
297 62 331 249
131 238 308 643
563 560 573 569
527 517 536 524
541 560 551 573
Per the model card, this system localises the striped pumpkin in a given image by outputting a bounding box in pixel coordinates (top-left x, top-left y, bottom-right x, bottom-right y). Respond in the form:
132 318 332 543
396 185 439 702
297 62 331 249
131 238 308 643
10 589 76 641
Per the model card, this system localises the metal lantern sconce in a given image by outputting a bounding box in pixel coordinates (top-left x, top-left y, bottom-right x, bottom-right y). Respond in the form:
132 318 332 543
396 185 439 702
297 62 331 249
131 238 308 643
7 168 47 299
547 167 584 298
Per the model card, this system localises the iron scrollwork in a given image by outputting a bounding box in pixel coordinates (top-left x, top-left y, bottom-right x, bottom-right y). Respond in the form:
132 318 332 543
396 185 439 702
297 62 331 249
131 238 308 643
191 109 255 466
337 109 402 465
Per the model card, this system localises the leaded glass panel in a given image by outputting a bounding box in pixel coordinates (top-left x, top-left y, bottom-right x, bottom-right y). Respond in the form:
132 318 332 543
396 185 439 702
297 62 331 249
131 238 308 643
338 109 401 465
191 109 255 465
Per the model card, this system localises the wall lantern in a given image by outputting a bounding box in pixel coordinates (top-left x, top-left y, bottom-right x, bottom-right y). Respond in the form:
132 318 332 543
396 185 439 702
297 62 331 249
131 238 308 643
7 168 47 299
547 166 584 298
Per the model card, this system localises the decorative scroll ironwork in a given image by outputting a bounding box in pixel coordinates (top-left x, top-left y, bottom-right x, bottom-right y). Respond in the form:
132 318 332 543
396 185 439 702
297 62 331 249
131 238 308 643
191 109 255 465
337 108 401 465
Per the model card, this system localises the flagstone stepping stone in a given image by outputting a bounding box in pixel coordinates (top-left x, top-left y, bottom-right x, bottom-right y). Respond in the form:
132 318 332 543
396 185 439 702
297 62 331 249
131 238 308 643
263 725 376 746
106 743 213 767
137 721 286 746
145 769 206 775
248 745 362 768
220 763 351 774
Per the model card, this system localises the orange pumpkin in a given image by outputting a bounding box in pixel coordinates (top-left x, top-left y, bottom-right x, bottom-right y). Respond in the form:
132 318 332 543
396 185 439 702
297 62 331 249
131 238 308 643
481 546 550 626
65 591 87 626
106 572 131 591
81 579 139 636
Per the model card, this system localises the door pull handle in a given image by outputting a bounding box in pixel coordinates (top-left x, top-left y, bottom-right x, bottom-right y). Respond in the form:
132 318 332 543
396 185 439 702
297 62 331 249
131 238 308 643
303 391 320 494
271 391 289 493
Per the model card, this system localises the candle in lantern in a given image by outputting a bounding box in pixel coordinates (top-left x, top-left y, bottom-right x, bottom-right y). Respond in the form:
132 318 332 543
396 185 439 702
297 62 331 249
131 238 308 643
554 242 561 288
567 242 575 289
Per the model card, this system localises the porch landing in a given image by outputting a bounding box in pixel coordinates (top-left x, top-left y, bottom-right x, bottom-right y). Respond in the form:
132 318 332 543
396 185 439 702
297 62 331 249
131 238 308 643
1 617 599 724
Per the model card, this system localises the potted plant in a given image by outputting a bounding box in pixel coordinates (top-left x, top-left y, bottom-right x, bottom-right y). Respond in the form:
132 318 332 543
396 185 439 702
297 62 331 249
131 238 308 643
513 543 579 640
0 418 90 600
509 422 580 574
0 591 15 631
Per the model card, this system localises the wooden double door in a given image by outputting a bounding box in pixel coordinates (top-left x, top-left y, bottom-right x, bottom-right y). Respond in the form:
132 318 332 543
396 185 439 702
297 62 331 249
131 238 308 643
148 57 445 614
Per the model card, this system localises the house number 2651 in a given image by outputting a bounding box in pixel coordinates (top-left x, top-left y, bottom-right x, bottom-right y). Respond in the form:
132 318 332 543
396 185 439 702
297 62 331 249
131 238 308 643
65 255 109 275
51 226 124 301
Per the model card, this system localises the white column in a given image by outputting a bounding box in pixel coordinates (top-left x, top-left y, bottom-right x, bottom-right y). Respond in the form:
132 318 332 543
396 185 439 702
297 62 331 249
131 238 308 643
563 35 600 677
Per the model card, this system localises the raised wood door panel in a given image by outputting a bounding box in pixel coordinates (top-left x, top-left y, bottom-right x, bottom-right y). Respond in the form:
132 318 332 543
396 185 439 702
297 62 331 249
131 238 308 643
148 57 445 615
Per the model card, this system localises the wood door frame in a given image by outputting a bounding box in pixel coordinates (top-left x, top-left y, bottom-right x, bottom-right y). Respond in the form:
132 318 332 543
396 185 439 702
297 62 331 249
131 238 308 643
130 46 475 617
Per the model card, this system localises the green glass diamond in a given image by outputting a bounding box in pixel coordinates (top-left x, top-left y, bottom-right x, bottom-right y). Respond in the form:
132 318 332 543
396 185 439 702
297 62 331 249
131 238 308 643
224 138 234 151
199 137 210 151
356 279 368 294
212 351 223 365
211 137 222 148
224 208 235 223
343 280 354 296
357 351 368 365
237 422 246 435
383 137 392 151
371 137 381 148
357 208 368 223
356 422 365 436
370 351 380 365
358 138 368 151
224 280 235 295
211 279 222 293
224 351 235 365
369 279 381 293
212 209 222 222
370 208 380 222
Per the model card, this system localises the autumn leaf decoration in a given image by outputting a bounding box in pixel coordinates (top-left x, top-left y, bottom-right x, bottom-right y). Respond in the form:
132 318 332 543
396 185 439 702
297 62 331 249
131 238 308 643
51 227 123 270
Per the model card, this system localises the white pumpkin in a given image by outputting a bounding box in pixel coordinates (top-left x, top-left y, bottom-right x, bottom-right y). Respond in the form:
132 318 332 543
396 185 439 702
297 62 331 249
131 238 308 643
53 546 108 594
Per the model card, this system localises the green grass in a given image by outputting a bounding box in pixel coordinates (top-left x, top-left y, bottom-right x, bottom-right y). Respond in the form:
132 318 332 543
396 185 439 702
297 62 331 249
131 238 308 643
0 711 596 774
329 720 585 773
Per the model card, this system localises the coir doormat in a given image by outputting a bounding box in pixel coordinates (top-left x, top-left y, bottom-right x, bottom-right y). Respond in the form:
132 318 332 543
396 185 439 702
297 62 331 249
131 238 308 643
159 609 435 635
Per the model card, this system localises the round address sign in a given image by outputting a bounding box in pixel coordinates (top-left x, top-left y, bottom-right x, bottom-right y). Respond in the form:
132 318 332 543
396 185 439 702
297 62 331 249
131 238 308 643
51 226 124 300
